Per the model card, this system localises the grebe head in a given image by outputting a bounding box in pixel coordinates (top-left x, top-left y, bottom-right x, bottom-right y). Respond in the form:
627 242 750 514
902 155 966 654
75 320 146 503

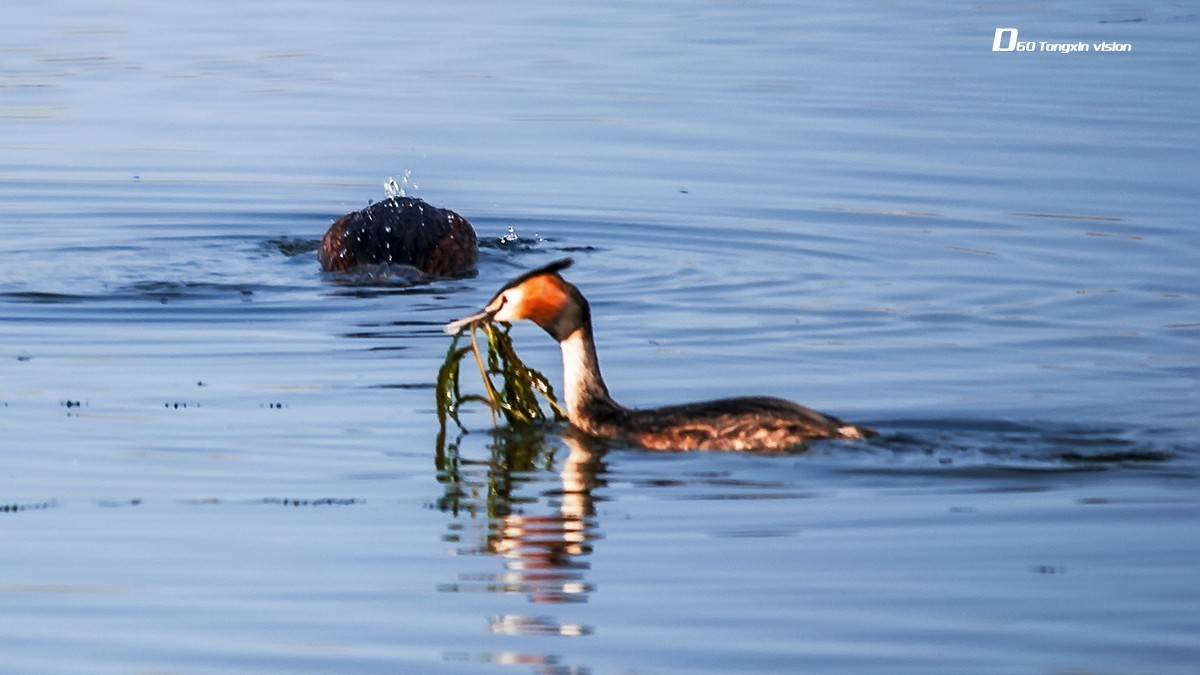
446 258 587 342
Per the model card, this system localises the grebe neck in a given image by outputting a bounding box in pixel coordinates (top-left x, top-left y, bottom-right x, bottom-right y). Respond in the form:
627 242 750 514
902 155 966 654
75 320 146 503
559 325 625 435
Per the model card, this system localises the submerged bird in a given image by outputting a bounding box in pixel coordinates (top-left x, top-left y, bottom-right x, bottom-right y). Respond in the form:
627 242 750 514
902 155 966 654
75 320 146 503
446 259 875 452
319 196 477 277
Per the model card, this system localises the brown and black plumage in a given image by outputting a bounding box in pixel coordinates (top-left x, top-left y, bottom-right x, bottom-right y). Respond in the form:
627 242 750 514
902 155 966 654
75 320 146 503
319 196 477 277
446 258 875 452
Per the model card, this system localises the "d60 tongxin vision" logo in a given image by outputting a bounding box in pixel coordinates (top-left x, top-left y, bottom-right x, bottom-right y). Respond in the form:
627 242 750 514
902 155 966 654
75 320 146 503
992 28 1132 53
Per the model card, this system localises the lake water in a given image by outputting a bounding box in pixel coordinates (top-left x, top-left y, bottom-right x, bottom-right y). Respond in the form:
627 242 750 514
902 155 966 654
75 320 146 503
2 1 1197 673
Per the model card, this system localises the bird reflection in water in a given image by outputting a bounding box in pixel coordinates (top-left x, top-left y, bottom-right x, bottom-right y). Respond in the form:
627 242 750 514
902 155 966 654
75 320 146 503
436 425 606 620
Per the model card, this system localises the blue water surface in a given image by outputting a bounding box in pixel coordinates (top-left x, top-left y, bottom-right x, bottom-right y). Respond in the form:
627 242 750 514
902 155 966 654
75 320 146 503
1 1 1197 673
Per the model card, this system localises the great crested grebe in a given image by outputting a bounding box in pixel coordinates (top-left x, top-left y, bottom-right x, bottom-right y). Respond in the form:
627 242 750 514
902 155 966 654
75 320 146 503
446 259 876 451
319 196 477 277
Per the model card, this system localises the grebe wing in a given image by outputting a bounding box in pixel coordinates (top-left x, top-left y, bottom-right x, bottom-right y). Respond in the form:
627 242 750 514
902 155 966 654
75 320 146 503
622 396 867 452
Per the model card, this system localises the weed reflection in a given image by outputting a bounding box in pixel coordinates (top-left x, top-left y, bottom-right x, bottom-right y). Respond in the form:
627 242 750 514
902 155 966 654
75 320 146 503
435 426 606 610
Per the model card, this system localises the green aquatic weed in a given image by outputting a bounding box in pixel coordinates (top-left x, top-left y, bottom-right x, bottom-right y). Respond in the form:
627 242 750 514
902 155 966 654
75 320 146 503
437 321 566 434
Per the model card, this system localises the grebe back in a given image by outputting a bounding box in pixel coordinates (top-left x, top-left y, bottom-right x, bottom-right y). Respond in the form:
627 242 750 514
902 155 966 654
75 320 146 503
319 196 477 277
447 259 875 451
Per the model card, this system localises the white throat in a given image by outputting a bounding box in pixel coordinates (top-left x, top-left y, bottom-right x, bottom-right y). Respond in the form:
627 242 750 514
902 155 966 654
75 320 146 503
557 325 620 425
559 328 592 421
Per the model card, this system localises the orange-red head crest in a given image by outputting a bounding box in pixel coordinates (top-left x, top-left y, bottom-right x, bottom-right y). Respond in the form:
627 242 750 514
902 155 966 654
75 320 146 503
446 259 586 341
